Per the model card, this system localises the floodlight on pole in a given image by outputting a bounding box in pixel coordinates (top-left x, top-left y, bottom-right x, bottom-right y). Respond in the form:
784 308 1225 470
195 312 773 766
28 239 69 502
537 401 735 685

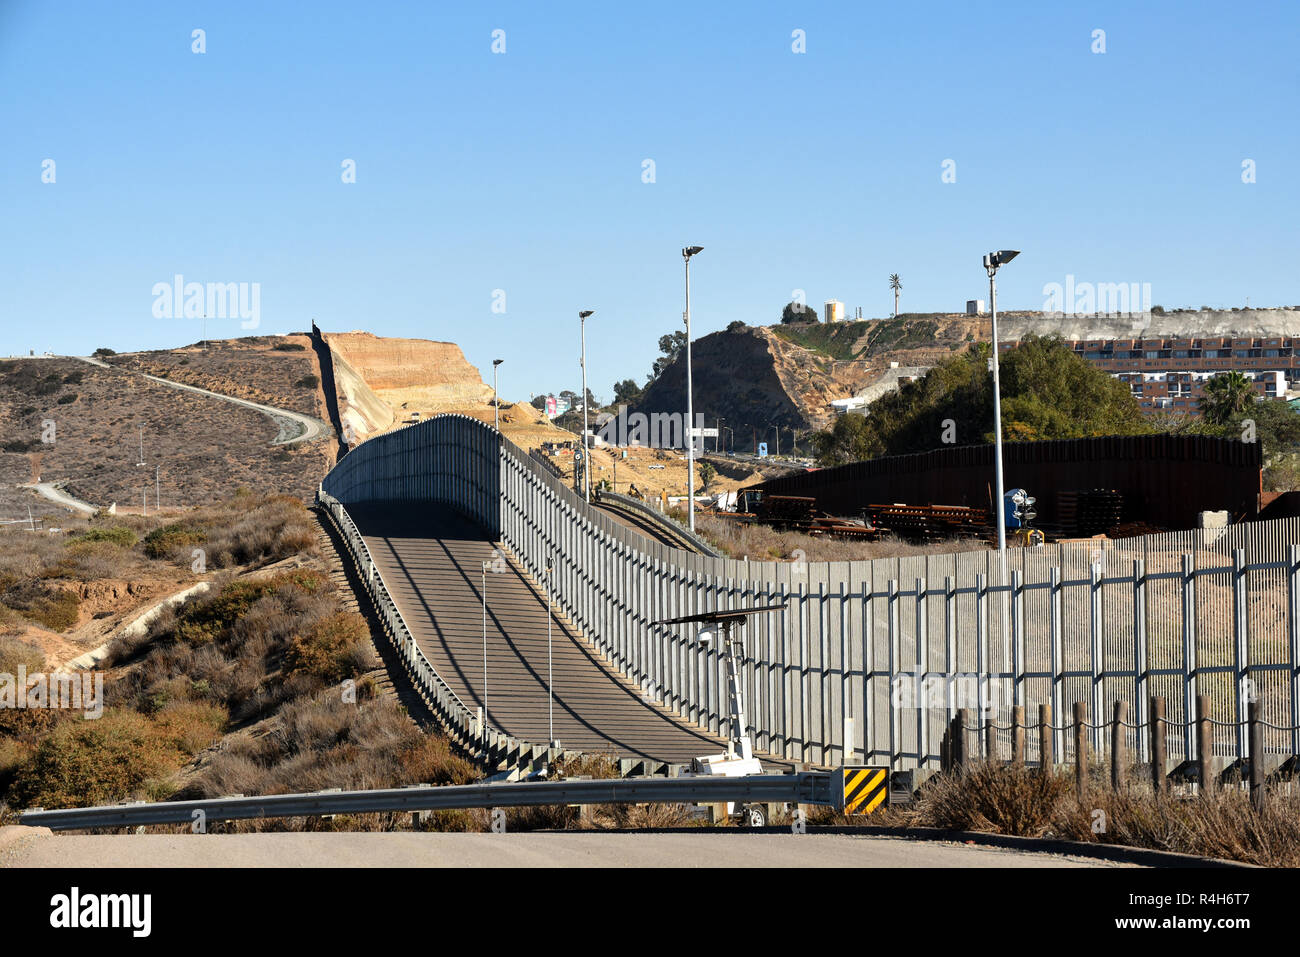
984 248 1020 686
492 359 504 433
481 560 490 731
682 246 703 532
578 311 594 502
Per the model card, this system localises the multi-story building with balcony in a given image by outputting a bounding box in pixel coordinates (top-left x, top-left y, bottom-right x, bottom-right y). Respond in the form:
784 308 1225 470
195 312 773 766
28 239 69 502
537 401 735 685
999 335 1298 416
1113 370 1285 415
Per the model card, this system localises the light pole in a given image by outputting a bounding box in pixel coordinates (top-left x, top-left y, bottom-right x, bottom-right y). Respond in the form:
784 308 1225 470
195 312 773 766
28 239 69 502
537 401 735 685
492 359 503 432
682 245 703 532
136 424 145 468
546 554 556 747
579 310 594 502
481 560 490 731
155 465 161 512
984 249 1020 641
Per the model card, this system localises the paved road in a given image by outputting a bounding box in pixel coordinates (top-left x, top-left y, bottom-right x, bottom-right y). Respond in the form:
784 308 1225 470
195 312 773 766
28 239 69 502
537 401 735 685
350 503 781 765
74 355 332 446
0 828 1132 868
17 480 98 515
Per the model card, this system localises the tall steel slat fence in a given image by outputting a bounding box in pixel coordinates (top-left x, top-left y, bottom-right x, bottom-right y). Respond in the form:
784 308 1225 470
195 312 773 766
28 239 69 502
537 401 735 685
321 416 1300 770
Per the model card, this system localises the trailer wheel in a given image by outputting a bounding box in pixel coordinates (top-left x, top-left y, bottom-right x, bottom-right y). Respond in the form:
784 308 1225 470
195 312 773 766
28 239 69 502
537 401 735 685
742 804 768 828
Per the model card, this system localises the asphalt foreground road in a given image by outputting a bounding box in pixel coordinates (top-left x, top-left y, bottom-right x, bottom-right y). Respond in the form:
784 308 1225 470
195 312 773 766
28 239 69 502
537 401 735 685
0 828 1129 868
0 826 1282 945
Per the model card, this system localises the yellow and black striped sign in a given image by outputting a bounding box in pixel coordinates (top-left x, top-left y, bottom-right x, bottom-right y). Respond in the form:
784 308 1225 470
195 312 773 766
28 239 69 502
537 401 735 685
839 767 888 815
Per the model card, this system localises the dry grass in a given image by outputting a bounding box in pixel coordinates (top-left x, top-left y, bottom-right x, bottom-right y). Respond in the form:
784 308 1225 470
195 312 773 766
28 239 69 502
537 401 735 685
693 513 983 563
902 762 1300 866
184 690 481 828
142 492 319 569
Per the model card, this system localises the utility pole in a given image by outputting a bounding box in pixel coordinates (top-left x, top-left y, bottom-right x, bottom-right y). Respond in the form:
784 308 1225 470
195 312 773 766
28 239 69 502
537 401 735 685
682 245 703 532
579 311 594 502
492 359 504 433
547 554 556 747
481 560 490 730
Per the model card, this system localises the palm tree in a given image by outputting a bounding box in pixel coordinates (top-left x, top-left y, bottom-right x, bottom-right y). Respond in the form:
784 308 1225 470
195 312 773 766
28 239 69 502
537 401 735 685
1199 371 1257 425
889 274 902 317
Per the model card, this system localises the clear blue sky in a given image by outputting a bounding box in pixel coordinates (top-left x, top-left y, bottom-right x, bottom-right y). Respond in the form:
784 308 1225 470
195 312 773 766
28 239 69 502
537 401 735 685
3 1 1297 401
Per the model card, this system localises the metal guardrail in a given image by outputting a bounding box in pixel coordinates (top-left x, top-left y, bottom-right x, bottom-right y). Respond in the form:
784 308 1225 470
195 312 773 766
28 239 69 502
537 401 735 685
597 489 722 557
18 773 833 831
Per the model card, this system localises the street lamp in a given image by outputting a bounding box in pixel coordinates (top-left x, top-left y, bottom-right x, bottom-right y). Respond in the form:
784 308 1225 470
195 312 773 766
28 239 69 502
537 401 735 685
984 248 1020 619
578 310 595 502
481 559 491 731
492 359 504 433
987 247 1019 686
682 245 703 532
155 464 161 512
546 554 556 747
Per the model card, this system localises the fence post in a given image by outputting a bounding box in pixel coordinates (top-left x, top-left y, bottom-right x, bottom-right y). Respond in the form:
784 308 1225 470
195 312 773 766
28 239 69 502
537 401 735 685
1111 700 1128 791
1289 544 1300 760
956 709 971 771
1232 549 1249 761
1197 694 1214 794
1012 705 1025 765
1249 701 1264 812
1050 567 1065 765
1181 554 1198 766
985 715 997 765
1039 703 1052 773
1150 696 1167 796
1074 701 1088 800
1133 558 1149 763
1089 562 1104 756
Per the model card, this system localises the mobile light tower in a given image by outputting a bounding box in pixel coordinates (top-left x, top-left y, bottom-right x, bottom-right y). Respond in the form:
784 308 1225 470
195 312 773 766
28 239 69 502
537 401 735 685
578 310 594 502
655 603 787 776
492 359 504 432
682 245 703 532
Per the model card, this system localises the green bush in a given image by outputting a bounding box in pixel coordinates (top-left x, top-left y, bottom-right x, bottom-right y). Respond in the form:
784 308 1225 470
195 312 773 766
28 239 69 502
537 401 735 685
286 610 369 682
70 525 137 547
1 582 80 631
9 708 180 808
142 521 206 559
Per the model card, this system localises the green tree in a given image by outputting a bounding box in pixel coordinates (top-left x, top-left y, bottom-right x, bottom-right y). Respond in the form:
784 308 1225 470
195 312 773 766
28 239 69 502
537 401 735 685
648 331 687 381
812 335 1150 465
781 301 815 324
698 461 717 490
1199 371 1257 425
612 378 643 407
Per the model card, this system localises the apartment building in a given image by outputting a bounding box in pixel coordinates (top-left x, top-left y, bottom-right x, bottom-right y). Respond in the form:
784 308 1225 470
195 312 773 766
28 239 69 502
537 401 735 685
996 335 1298 415
1113 370 1285 414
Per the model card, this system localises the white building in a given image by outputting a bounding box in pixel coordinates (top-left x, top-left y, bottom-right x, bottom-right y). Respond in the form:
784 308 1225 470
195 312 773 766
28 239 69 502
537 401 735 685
966 299 986 316
824 299 845 323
